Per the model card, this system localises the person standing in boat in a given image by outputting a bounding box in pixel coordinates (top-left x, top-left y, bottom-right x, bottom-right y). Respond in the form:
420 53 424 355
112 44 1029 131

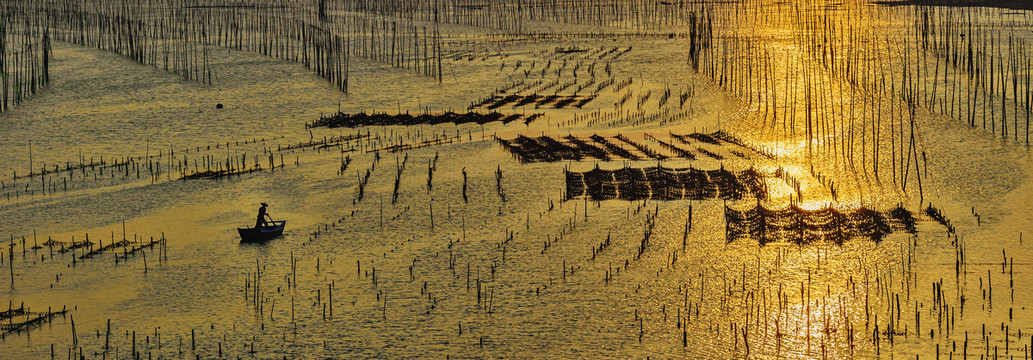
256 202 273 228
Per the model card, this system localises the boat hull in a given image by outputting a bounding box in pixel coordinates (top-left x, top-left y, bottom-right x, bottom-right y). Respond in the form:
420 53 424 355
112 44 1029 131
238 221 286 242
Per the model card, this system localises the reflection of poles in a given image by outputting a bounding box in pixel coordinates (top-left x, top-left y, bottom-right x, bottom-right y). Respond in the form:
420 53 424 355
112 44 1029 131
835 211 844 245
796 206 804 245
462 167 468 203
70 314 77 347
495 166 506 202
104 319 110 355
756 200 766 244
723 200 729 241
682 209 690 250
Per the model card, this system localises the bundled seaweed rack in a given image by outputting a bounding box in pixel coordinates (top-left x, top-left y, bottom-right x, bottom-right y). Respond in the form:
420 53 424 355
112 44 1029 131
497 132 757 163
0 304 69 339
725 202 917 244
564 165 766 201
307 111 544 128
496 135 584 162
470 94 597 110
497 134 656 163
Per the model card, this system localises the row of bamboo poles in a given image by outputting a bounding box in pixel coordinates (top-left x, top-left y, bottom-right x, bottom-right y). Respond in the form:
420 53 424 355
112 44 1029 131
46 0 215 83
910 5 1033 144
338 0 727 32
0 126 481 203
0 0 766 113
7 0 458 99
682 0 1033 204
0 2 51 114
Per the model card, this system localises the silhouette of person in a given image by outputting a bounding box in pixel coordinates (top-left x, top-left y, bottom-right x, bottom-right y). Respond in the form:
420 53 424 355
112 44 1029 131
256 203 272 228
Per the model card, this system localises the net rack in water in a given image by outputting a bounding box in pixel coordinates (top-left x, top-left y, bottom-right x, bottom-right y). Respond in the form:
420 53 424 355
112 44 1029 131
470 94 597 110
725 202 917 244
564 165 766 201
0 305 69 340
496 132 758 163
306 111 544 128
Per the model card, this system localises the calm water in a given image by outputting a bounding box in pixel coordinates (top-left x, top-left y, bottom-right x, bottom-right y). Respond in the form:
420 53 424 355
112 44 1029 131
2 2 1033 359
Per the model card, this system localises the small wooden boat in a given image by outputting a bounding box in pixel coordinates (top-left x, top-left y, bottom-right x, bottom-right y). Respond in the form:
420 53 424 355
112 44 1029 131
238 220 286 242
